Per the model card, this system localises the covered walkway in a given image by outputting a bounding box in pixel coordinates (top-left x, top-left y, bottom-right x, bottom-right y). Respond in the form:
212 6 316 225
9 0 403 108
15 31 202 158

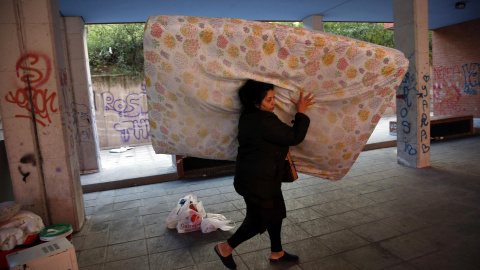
74 131 480 269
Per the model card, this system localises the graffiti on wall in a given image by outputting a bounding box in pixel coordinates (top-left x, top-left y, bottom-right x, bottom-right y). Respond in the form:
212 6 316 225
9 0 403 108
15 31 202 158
101 84 150 143
396 55 431 159
67 102 95 145
5 53 58 127
433 63 479 115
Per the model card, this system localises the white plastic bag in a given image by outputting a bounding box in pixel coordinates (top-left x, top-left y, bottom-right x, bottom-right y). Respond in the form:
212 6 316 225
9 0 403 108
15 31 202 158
201 213 235 233
166 200 183 229
176 194 206 233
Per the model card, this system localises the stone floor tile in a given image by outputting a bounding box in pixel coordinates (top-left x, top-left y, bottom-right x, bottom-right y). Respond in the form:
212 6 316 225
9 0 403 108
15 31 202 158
78 264 104 270
335 195 378 209
110 216 143 231
441 239 480 268
378 235 437 261
113 200 142 211
83 232 109 249
409 204 458 224
380 214 430 233
144 223 174 238
149 248 195 270
311 201 352 217
88 220 111 234
327 210 375 228
282 238 333 263
299 254 358 270
108 227 145 245
341 245 402 270
72 235 85 251
239 248 299 270
111 207 141 220
196 255 247 270
409 251 478 270
204 201 237 214
355 203 397 220
103 256 149 270
77 247 107 268
295 193 330 207
317 230 369 253
233 233 271 254
321 189 358 202
286 207 323 223
105 239 147 262
383 262 419 270
146 233 191 253
298 217 345 237
349 221 402 243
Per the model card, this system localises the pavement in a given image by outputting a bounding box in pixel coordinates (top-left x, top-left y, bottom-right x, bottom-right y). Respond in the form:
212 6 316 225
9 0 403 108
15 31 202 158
73 117 480 270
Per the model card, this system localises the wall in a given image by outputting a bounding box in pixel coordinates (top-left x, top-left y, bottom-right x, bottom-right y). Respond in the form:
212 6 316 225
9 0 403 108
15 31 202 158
92 75 150 148
432 19 480 117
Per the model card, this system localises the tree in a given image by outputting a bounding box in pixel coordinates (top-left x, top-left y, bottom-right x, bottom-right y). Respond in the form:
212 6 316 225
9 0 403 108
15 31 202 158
274 21 395 48
86 23 145 76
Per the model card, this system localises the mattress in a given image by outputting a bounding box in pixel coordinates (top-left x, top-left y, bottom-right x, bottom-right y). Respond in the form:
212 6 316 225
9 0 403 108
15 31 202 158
144 15 408 180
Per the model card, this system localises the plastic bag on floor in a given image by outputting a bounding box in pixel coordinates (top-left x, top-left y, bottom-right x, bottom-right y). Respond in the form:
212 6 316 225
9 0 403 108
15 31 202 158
201 213 235 233
175 194 207 233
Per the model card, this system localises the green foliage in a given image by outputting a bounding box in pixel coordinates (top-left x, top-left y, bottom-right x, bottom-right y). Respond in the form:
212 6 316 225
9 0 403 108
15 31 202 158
324 22 395 48
86 21 430 76
275 21 394 48
86 23 145 77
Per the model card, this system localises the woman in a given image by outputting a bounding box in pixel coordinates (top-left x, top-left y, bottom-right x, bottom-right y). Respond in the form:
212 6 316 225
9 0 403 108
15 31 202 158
214 80 315 269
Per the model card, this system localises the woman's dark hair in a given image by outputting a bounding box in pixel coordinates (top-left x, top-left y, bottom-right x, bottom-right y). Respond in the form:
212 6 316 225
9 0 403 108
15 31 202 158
238 80 274 112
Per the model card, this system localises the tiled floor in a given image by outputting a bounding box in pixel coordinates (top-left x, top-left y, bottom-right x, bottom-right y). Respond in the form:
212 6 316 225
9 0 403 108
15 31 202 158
74 131 480 269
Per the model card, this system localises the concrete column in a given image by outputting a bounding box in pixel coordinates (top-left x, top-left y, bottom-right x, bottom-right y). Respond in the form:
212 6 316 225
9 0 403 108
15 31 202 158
393 0 431 168
0 0 85 231
63 17 101 173
302 15 323 31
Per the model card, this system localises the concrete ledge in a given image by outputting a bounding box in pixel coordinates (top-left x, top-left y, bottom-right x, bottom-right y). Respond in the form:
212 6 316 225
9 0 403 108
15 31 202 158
82 172 178 193
363 140 397 151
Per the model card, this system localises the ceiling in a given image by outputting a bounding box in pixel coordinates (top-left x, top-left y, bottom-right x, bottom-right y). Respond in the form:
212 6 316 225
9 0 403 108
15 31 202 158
57 0 479 30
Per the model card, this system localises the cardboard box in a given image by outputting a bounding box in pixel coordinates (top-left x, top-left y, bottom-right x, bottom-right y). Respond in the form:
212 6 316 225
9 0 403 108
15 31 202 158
6 237 78 270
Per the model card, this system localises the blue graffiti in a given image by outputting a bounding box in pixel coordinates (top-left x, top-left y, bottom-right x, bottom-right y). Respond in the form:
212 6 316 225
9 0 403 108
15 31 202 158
114 119 150 143
402 86 414 108
67 102 94 144
402 121 411 134
422 144 430 153
421 129 427 142
462 63 479 95
421 113 429 128
405 144 417 155
101 91 149 117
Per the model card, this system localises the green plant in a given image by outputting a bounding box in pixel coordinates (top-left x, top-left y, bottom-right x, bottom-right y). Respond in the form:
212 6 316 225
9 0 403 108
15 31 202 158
86 23 145 77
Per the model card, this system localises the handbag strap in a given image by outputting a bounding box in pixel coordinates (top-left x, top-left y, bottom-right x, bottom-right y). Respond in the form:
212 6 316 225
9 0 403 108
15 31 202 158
286 152 298 180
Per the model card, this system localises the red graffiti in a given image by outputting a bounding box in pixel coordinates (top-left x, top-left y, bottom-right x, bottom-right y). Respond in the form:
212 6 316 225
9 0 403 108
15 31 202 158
5 53 57 127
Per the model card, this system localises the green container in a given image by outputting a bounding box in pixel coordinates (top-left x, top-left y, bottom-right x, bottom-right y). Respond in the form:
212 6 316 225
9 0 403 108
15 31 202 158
39 223 73 242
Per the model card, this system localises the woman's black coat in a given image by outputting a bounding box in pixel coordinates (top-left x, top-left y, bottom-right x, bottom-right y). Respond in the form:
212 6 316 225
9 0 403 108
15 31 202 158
234 109 310 205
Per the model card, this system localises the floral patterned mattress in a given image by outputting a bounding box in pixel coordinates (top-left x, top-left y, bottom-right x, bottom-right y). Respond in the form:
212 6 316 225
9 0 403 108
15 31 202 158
144 15 408 181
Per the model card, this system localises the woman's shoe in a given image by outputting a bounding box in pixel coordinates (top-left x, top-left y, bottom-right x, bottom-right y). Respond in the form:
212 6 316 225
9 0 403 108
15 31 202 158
269 251 299 262
214 244 237 269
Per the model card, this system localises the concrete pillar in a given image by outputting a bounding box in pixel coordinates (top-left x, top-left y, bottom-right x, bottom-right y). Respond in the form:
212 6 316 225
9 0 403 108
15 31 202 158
0 0 85 231
393 0 431 168
63 17 101 173
303 15 324 32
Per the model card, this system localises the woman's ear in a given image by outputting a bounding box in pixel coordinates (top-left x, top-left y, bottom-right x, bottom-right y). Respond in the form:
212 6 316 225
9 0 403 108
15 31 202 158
254 104 260 109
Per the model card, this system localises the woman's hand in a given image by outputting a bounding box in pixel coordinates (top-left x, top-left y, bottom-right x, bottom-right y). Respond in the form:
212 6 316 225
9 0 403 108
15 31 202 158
291 91 316 114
